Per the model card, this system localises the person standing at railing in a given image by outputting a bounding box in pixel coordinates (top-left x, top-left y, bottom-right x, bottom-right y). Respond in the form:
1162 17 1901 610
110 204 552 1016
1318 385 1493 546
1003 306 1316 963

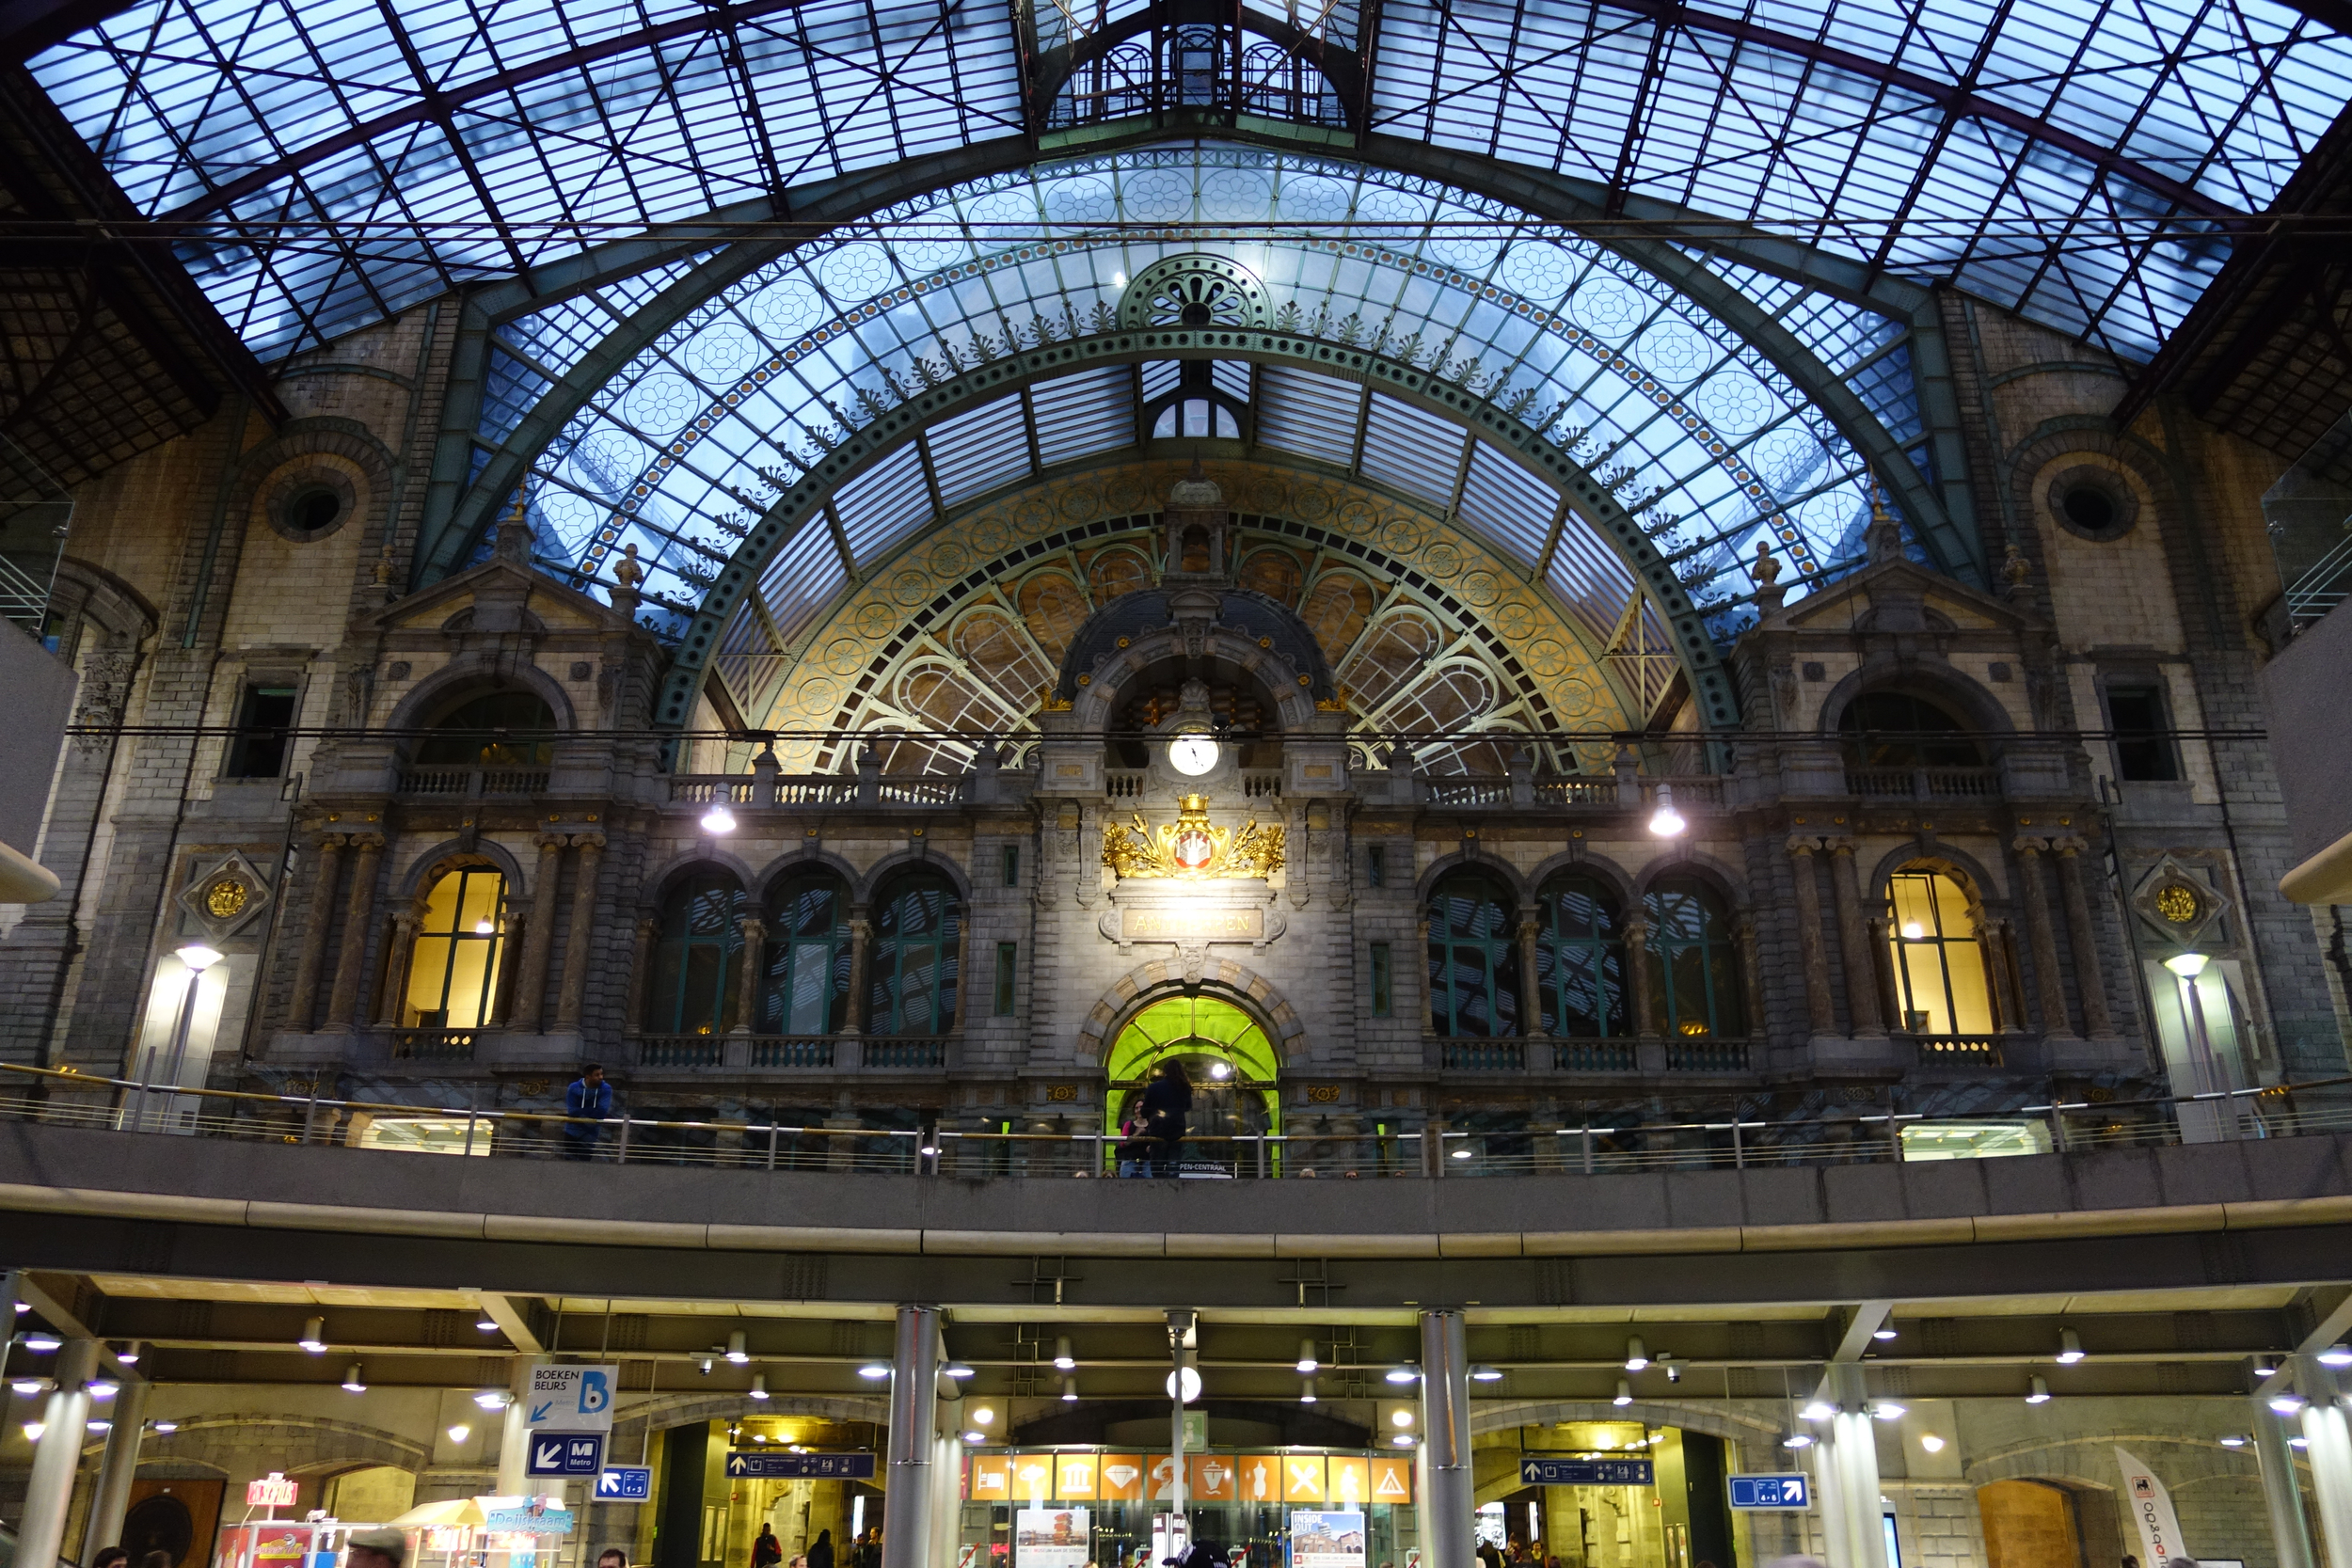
564 1063 612 1161
1139 1061 1192 1178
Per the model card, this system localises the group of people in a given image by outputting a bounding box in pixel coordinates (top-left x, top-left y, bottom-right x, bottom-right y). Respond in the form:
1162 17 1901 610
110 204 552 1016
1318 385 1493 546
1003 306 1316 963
1116 1062 1194 1178
753 1523 882 1568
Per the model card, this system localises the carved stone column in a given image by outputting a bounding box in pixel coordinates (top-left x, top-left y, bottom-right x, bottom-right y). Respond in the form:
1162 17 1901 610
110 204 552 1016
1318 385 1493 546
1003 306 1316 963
623 913 659 1036
1866 915 1901 1032
1625 913 1658 1038
323 834 385 1031
1826 838 1885 1037
554 834 606 1030
286 835 345 1031
1733 911 1766 1041
1982 914 2026 1034
2010 836 2076 1037
1785 836 1836 1037
375 907 421 1028
1518 911 1544 1039
2052 835 2116 1037
732 915 767 1034
843 913 872 1036
509 835 567 1032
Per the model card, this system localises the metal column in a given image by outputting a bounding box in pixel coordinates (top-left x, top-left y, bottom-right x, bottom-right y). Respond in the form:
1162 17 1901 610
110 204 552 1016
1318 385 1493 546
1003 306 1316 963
1822 1365 1888 1568
1418 1310 1473 1568
2252 1389 2318 1568
881 1306 941 1568
1168 1309 1197 1550
498 1355 535 1495
17 1338 101 1568
2296 1356 2352 1568
83 1375 151 1560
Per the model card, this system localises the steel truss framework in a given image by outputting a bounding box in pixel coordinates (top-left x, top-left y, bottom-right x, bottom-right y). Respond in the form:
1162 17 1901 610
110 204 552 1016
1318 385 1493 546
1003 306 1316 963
24 0 2351 364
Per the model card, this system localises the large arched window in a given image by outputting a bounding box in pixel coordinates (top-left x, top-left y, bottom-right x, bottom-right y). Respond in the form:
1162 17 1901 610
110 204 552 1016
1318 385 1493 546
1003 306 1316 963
1534 876 1629 1038
405 867 505 1027
415 690 558 766
1836 691 1982 768
868 873 961 1036
1427 874 1521 1037
1886 869 1996 1034
644 872 747 1035
1643 879 1743 1037
761 872 851 1035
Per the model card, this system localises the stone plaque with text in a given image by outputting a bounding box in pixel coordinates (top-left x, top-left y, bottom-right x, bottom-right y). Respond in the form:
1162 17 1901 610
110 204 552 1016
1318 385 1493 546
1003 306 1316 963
1119 906 1266 942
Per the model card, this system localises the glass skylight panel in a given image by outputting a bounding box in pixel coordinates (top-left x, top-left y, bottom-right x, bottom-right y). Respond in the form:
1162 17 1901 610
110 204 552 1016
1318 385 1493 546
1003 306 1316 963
1359 394 1466 510
1255 365 1365 462
834 446 933 565
1031 370 1137 467
1454 445 1557 571
757 520 852 654
927 396 1034 509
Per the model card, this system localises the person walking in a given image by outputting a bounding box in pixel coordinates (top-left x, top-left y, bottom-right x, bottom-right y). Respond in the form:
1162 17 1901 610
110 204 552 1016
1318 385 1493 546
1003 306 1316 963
807 1528 834 1568
564 1063 612 1160
1139 1062 1192 1178
753 1527 783 1568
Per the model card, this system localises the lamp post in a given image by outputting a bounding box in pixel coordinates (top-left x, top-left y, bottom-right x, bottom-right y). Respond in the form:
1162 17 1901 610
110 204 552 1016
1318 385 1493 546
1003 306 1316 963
135 943 223 1132
2163 950 2235 1140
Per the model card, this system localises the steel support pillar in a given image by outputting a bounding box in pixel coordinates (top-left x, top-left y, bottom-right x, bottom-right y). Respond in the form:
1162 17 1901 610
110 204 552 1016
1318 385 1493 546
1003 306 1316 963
498 1356 534 1495
2253 1388 2319 1568
1821 1365 1888 1568
18 1338 101 1568
882 1306 941 1568
1168 1309 1197 1550
83 1374 151 1560
2296 1356 2352 1568
1418 1310 1473 1568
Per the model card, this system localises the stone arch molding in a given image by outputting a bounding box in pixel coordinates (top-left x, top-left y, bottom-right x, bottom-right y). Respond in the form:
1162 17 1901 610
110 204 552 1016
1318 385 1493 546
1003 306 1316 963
1069 619 1325 734
1076 958 1305 1063
640 330 1745 735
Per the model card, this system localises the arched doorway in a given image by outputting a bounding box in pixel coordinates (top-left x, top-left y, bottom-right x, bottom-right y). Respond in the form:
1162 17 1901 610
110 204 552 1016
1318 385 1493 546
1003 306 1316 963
1104 996 1281 1174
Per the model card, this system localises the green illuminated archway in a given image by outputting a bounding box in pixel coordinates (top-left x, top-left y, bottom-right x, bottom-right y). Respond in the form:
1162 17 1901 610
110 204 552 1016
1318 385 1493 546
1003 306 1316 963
1104 995 1282 1142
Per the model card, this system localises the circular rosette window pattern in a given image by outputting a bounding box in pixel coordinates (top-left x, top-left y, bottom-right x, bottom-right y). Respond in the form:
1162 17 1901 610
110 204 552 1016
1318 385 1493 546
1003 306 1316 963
1120 255 1272 331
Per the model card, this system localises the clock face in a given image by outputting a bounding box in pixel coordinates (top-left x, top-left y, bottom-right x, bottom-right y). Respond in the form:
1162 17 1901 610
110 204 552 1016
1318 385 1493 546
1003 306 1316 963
1168 734 1220 776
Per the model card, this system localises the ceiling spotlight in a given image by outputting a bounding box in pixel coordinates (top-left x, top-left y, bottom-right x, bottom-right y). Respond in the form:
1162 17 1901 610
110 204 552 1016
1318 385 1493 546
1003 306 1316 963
1800 1401 1836 1422
2218 1434 2249 1449
152 1421 177 1433
1391 1434 1416 1447
1919 1434 1945 1453
447 1425 471 1444
1613 1380 1633 1408
1646 784 1686 838
857 1361 892 1379
298 1318 327 1354
476 1318 500 1333
9 1303 25 1315
726 1331 750 1365
1871 1328 1899 1341
1872 1402 1906 1421
1296 1339 1319 1374
1781 1433 1814 1449
342 1365 367 1393
21 1422 43 1441
970 1406 995 1426
1386 1365 1421 1385
701 803 738 834
1165 1366 1202 1403
1208 1061 1232 1081
87 1419 110 1433
2271 1393 2309 1416
943 1361 976 1379
750 1374 770 1401
118 1342 142 1365
699 1358 714 1376
474 1389 511 1411
1389 1409 1415 1429
1060 1377 1079 1403
1299 1378 1317 1404
1470 1364 1504 1382
2291 1436 2311 1449
21 1332 62 1354
2256 1356 2280 1377
9 1378 50 1396
2056 1328 2085 1365
2026 1378 2051 1405
1054 1337 1076 1370
963 1430 987 1444
2322 1345 2352 1368
1624 1338 1649 1372
87 1379 119 1400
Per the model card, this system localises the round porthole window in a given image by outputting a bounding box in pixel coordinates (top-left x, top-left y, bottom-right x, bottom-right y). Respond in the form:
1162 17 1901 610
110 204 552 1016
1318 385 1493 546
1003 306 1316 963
260 463 361 543
288 485 343 533
2045 464 2137 542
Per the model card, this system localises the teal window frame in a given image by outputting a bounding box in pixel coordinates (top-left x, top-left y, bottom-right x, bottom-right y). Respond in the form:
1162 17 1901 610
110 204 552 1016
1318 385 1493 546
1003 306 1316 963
1427 874 1521 1037
1642 877 1744 1037
869 872 962 1036
645 871 747 1035
1535 875 1629 1037
759 871 851 1035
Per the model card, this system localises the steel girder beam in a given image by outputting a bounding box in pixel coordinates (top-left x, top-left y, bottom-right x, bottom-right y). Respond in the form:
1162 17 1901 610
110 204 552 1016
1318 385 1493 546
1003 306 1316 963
1022 5 1371 131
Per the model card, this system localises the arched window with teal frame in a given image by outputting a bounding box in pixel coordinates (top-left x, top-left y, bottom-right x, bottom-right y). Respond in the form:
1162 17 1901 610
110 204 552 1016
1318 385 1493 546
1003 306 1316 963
644 870 746 1035
1642 877 1743 1037
868 871 961 1035
1428 873 1521 1037
1535 875 1629 1037
760 871 852 1035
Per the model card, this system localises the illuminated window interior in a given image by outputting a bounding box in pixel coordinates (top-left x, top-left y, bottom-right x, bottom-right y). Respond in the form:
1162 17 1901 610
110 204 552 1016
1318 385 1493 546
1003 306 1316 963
405 868 506 1027
1887 869 1994 1035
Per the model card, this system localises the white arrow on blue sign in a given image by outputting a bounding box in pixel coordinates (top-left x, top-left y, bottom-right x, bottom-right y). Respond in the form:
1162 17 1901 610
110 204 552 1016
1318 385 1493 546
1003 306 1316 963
528 1432 607 1477
1726 1475 1811 1510
1517 1459 1656 1487
596 1467 652 1500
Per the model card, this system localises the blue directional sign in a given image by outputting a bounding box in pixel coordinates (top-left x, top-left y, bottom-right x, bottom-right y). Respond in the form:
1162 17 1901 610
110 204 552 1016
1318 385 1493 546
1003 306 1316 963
529 1433 606 1478
1727 1475 1811 1511
596 1467 652 1501
725 1452 878 1481
1518 1459 1655 1486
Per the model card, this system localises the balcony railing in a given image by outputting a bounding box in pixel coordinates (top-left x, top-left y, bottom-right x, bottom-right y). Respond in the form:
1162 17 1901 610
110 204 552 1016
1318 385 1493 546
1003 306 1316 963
1241 769 1282 798
632 1035 949 1069
1534 779 1617 806
1434 1037 1749 1074
1845 766 1998 799
390 1028 481 1061
1904 1033 2008 1067
397 767 549 797
1665 1037 1752 1072
664 775 961 806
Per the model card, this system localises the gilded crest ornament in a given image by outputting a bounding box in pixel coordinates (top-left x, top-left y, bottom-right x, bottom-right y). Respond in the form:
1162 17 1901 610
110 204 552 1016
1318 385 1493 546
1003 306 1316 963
1102 794 1285 880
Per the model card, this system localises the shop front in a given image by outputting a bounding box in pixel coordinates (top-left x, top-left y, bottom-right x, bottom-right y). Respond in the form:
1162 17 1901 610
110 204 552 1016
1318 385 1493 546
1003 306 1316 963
963 1450 1416 1568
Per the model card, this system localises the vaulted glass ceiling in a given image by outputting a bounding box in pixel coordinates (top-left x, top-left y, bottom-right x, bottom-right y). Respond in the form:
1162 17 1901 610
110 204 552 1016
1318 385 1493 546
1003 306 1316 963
27 0 2348 361
471 147 1930 652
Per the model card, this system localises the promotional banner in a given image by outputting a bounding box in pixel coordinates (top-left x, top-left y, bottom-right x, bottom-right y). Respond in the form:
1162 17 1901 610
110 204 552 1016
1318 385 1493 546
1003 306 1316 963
2116 1448 2191 1566
1290 1513 1366 1568
1015 1507 1089 1568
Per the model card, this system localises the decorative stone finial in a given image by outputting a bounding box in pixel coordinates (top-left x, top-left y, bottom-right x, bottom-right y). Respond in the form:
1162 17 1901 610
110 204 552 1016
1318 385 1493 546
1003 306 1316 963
1864 478 1904 568
494 482 534 564
1168 458 1223 509
1752 538 1788 611
2000 541 2031 599
610 541 644 615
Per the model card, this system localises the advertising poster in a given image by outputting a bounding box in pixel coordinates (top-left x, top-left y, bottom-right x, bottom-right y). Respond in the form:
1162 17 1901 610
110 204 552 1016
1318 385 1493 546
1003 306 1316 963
1290 1513 1366 1568
1099 1456 1146 1500
1016 1508 1090 1568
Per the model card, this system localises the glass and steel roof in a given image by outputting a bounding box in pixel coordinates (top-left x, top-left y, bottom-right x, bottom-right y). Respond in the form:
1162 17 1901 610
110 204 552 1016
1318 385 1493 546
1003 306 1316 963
473 147 1929 649
27 0 2348 361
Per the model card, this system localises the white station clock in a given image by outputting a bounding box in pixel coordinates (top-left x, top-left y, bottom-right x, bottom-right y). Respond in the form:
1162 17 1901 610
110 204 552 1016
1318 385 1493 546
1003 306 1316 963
1167 733 1220 776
